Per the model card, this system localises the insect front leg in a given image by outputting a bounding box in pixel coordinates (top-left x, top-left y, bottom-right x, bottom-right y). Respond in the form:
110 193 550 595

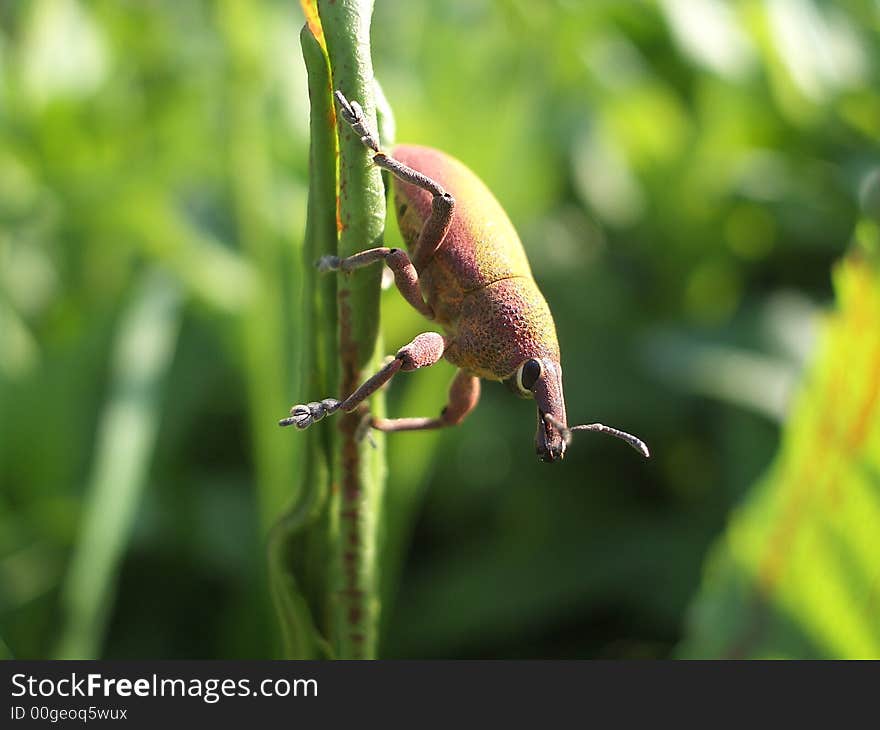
280 332 447 430
371 369 480 433
317 246 433 319
335 90 455 270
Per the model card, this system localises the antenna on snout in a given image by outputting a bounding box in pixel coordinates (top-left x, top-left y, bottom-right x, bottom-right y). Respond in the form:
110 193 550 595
544 414 650 458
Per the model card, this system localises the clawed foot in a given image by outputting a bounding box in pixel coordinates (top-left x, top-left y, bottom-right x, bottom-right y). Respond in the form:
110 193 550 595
279 398 341 429
334 90 380 153
278 400 378 448
316 255 341 273
355 412 377 448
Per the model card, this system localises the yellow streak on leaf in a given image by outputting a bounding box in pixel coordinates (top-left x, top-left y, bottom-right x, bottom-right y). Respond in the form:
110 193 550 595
300 0 326 50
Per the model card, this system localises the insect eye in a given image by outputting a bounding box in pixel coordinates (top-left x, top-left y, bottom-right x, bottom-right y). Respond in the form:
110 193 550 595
518 359 542 393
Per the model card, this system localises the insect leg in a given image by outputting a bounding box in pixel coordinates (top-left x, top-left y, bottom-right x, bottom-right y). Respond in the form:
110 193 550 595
371 369 480 433
335 90 455 270
280 332 447 430
317 246 433 319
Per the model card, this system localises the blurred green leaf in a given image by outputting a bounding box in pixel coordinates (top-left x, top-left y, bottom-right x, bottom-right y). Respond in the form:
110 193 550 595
55 269 182 659
680 250 880 659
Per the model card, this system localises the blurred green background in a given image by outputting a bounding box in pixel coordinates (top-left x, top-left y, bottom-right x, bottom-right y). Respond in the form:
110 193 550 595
1 0 878 659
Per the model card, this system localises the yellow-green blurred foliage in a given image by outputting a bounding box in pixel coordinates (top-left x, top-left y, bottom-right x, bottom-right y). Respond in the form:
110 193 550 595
0 0 878 658
682 237 880 658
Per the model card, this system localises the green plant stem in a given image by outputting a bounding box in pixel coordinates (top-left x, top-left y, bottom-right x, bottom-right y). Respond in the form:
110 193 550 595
317 0 387 659
268 22 339 660
271 0 388 660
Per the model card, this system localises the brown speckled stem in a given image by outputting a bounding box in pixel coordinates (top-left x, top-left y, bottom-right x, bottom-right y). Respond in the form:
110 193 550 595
317 0 386 660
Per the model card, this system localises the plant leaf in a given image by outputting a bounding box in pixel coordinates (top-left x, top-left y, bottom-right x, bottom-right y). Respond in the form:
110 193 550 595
679 250 880 659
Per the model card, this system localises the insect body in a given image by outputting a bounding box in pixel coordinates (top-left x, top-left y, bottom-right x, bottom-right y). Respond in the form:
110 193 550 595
281 91 648 463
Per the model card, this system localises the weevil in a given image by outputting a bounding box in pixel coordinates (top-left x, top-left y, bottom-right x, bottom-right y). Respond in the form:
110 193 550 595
280 91 649 463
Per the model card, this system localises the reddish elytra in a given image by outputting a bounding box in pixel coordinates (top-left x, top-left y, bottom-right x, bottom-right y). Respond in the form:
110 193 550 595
281 91 648 463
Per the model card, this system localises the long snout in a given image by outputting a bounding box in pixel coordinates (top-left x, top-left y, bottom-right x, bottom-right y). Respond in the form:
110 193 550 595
533 360 567 463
